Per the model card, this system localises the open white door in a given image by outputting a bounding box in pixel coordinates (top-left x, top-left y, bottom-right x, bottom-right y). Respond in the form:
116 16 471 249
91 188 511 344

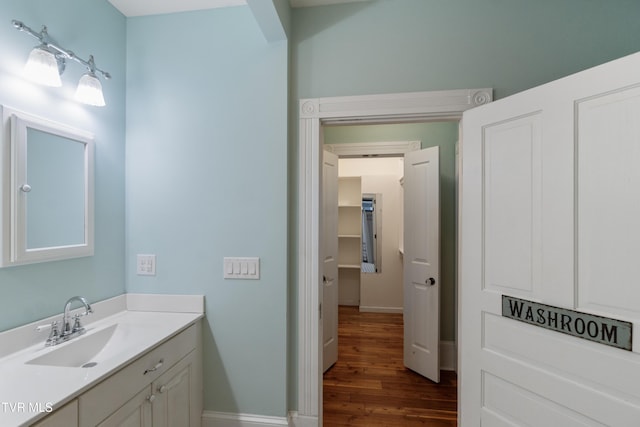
460 52 640 426
403 146 440 383
322 150 339 372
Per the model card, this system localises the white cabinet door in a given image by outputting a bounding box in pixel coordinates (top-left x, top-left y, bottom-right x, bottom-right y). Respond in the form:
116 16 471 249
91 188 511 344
96 387 152 427
403 146 440 383
31 400 78 427
322 150 339 372
460 52 640 426
152 352 195 427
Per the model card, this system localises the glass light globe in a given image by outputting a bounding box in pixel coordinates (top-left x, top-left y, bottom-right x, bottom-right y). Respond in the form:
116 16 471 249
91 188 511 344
24 47 62 87
75 72 105 107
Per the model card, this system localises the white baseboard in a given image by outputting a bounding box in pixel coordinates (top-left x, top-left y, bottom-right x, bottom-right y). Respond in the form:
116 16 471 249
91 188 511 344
202 411 289 427
202 411 318 427
440 340 457 372
287 412 318 427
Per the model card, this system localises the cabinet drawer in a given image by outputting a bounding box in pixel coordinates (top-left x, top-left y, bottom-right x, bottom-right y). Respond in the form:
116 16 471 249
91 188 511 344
79 324 196 427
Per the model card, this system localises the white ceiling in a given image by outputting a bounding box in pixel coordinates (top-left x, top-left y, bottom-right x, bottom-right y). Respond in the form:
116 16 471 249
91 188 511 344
108 0 369 17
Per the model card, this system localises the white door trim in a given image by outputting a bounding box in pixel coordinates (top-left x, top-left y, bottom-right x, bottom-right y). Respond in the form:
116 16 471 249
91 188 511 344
297 88 493 424
324 140 421 157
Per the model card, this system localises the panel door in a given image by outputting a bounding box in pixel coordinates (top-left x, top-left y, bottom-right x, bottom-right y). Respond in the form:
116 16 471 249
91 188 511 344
96 386 152 427
152 352 193 427
403 146 440 382
32 400 78 427
322 150 339 372
460 52 640 426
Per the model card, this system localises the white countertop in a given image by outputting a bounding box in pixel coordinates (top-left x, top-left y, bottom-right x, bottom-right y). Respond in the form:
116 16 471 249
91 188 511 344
0 294 204 427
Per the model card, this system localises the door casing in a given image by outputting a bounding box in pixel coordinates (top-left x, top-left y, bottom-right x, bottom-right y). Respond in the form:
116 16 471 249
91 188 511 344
296 88 493 425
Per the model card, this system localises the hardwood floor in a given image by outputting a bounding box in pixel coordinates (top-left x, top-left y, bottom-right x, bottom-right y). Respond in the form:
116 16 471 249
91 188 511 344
323 306 457 426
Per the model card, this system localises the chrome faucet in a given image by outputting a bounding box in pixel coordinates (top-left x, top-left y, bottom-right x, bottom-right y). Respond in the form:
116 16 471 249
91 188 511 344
43 296 93 347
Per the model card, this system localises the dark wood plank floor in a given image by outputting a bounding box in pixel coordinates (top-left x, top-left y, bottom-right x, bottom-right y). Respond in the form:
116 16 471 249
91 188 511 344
323 306 457 426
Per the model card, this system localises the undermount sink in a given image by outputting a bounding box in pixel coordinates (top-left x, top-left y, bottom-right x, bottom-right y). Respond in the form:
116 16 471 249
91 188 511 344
26 324 119 368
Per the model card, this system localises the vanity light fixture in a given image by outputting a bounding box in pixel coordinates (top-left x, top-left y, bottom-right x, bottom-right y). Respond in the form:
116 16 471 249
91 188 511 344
12 19 111 107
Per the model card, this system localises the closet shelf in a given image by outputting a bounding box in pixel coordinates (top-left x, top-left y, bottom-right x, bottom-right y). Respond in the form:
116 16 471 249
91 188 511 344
338 176 362 307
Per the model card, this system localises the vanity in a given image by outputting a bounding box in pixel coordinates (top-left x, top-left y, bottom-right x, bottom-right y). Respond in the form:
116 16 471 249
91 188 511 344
0 106 204 425
0 294 204 427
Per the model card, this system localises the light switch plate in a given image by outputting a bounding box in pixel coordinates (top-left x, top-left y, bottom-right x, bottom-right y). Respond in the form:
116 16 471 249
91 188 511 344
224 257 260 280
137 254 156 276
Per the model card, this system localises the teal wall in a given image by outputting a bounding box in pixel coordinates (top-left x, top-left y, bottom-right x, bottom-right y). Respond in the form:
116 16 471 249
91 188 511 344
324 122 459 341
0 0 126 331
292 0 640 100
124 7 289 417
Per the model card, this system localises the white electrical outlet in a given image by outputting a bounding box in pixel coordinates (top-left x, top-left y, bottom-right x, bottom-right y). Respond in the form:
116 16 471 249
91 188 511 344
136 254 156 276
223 257 260 280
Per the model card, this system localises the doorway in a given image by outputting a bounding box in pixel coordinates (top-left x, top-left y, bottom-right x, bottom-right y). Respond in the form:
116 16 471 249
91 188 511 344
296 88 493 424
322 123 455 413
331 153 406 312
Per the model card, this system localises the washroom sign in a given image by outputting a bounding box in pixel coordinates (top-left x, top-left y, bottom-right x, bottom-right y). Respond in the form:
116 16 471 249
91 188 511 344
502 296 633 351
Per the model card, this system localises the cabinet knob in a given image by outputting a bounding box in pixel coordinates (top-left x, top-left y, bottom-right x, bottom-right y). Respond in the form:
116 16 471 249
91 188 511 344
147 394 156 403
157 371 188 394
20 184 31 193
426 277 435 286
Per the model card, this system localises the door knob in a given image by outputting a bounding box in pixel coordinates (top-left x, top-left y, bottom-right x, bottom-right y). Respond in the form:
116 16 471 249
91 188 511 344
426 277 435 286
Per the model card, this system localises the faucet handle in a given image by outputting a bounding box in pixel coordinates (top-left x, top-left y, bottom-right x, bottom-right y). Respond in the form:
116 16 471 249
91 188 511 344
43 321 60 346
50 321 59 339
72 314 84 333
35 320 59 335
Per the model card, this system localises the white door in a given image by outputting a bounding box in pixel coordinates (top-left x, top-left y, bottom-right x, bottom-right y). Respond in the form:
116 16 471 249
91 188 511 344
460 52 640 426
403 146 440 383
322 150 339 372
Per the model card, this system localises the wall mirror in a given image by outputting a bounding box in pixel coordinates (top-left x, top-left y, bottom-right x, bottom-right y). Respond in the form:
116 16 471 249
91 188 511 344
1 106 94 266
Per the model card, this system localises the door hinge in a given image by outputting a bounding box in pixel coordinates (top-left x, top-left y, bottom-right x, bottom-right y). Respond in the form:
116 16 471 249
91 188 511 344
319 303 322 319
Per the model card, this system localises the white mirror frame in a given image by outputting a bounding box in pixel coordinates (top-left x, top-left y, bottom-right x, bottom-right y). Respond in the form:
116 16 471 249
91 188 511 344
0 106 94 267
